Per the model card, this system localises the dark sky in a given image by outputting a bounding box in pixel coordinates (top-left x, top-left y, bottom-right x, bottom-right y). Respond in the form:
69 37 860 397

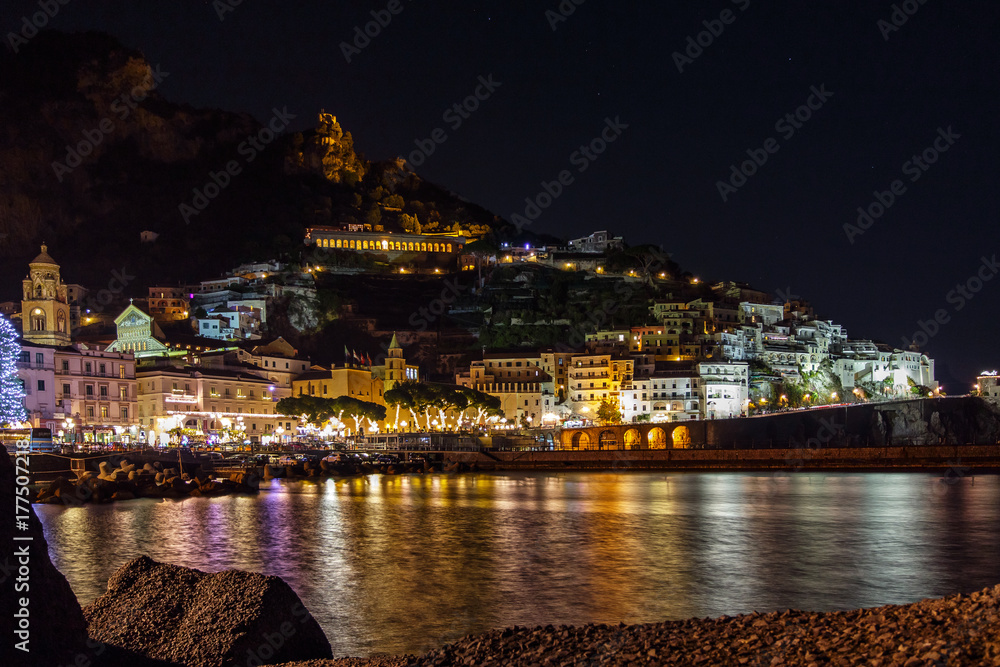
4 0 1000 389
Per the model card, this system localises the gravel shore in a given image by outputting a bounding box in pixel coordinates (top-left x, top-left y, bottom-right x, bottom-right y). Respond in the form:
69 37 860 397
279 584 1000 666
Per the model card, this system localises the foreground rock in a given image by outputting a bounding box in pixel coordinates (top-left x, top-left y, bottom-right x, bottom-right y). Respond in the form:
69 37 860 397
84 556 332 667
276 584 1000 667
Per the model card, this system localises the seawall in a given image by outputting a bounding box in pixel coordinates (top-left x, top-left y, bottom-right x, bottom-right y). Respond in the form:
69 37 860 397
446 444 1000 472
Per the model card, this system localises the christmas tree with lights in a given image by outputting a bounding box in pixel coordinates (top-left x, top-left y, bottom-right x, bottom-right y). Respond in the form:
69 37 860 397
0 314 28 427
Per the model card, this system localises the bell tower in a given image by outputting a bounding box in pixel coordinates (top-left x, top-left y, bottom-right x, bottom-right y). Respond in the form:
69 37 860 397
21 244 71 346
385 332 405 390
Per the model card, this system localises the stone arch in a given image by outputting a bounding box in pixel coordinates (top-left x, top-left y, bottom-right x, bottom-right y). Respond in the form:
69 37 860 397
648 427 667 449
623 428 641 449
672 425 691 448
598 429 617 449
571 431 589 448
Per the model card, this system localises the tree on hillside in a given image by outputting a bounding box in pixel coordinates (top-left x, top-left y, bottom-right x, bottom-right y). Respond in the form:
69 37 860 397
625 244 673 286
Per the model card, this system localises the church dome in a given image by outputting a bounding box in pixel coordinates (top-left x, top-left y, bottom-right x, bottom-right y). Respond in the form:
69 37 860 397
31 244 58 266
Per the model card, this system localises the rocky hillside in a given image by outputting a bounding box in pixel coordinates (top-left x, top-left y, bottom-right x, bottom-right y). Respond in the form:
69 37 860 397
0 31 502 295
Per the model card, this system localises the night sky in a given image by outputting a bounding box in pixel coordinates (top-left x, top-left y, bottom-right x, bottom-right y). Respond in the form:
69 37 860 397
3 0 999 388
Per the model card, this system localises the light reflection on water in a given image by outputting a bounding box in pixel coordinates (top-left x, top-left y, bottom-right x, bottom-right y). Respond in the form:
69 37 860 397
36 472 1000 657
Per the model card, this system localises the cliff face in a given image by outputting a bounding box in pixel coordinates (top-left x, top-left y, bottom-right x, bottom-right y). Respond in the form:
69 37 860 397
286 112 366 184
868 397 1000 446
0 31 500 297
0 32 260 257
704 397 1000 447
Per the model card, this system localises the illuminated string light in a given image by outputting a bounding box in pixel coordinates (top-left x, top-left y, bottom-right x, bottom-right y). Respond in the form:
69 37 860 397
0 314 28 427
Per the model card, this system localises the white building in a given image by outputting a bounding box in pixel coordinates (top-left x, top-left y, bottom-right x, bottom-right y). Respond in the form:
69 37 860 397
197 316 236 340
977 371 1000 399
739 302 785 327
566 230 624 253
699 361 749 419
619 372 700 423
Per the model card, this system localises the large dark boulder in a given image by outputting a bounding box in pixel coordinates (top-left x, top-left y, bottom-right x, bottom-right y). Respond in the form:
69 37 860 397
0 449 89 665
84 556 333 667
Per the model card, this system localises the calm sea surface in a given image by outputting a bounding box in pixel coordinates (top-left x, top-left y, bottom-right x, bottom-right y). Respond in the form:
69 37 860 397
36 472 1000 657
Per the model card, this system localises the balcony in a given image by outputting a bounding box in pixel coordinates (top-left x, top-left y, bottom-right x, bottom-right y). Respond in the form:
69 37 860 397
16 361 55 371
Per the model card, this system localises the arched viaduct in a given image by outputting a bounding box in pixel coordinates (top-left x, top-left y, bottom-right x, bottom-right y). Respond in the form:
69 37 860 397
559 422 708 450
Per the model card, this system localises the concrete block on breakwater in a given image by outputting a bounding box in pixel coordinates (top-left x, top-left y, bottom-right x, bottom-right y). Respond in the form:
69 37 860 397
33 457 260 505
